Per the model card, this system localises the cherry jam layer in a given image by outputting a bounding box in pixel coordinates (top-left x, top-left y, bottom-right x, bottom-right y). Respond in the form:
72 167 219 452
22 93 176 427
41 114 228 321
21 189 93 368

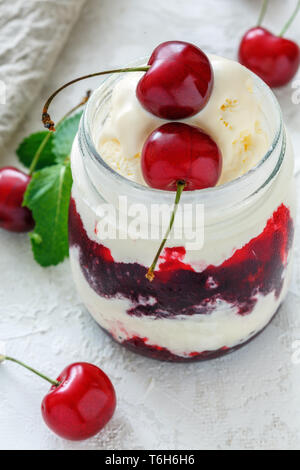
69 198 294 319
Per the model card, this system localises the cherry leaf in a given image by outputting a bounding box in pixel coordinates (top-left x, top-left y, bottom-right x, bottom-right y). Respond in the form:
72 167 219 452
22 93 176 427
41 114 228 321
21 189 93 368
16 132 55 170
23 162 73 267
52 112 83 163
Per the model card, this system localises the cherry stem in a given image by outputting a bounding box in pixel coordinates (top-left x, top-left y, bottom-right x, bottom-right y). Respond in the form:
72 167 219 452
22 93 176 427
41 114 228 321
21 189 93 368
42 66 150 132
279 0 300 37
0 355 60 387
146 181 186 282
29 91 91 176
257 0 269 26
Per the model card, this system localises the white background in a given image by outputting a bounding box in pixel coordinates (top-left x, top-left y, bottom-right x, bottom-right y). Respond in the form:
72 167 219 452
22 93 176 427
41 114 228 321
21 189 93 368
1 0 300 450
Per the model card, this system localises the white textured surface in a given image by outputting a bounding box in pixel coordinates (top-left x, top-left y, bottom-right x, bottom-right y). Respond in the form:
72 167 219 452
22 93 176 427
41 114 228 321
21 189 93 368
0 0 300 450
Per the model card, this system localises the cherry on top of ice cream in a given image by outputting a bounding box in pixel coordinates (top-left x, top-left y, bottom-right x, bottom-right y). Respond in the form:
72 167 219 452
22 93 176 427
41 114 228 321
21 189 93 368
136 41 213 119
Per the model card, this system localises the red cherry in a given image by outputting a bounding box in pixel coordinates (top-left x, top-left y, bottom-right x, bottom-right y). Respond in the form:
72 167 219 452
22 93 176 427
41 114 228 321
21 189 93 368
1 355 116 442
137 41 213 120
42 362 116 441
141 122 222 191
239 27 300 88
142 122 222 281
0 167 34 233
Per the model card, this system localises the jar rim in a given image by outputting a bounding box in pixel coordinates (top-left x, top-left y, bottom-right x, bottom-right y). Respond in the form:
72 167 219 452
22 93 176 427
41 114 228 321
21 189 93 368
80 56 284 208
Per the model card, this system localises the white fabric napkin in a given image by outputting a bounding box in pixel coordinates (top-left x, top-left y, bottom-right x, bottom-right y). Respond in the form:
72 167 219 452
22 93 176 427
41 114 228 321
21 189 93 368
0 0 87 148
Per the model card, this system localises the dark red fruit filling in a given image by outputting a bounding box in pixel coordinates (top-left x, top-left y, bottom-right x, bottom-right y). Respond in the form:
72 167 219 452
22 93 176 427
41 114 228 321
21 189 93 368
69 199 293 360
69 199 293 316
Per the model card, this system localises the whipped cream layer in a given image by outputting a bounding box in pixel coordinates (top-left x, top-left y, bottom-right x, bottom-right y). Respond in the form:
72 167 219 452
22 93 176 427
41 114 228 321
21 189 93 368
98 55 270 186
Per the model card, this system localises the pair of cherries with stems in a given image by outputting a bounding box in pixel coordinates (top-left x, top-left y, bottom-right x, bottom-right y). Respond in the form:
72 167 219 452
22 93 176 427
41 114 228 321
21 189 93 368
0 93 91 233
42 41 223 281
239 0 300 87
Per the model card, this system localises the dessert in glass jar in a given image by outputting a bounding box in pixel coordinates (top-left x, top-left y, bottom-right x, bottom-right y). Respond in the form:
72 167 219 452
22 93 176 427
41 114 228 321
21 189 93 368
68 44 296 362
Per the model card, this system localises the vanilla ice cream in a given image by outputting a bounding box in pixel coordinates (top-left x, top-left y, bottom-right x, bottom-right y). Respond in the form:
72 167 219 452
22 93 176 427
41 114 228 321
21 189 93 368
98 55 270 187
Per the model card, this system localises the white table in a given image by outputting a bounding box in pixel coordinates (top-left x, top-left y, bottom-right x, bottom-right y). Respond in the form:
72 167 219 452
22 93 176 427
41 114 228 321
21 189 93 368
1 0 300 450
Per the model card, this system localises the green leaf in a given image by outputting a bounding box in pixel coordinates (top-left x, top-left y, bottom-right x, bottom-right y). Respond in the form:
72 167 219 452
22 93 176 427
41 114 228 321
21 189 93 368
16 132 55 170
52 111 83 163
23 163 73 267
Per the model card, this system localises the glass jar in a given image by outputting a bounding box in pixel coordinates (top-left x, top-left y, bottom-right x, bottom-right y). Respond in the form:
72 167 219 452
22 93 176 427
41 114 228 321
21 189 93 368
69 65 296 362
